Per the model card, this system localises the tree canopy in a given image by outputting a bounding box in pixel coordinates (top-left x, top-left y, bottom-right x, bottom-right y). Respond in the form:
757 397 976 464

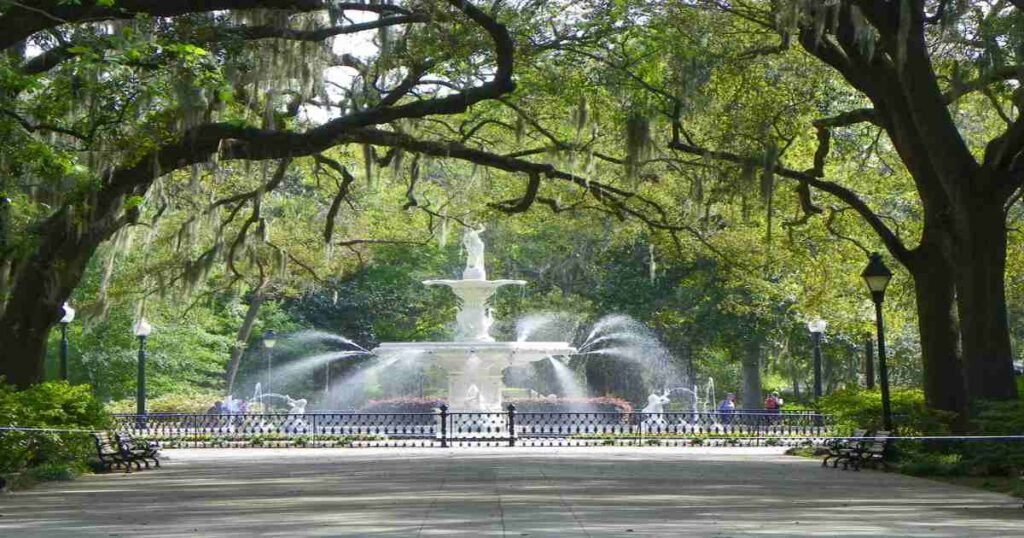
2 0 1024 418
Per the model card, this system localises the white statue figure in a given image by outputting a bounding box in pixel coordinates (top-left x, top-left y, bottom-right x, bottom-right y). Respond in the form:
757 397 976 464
286 397 308 415
462 226 486 279
464 384 485 411
223 395 238 414
642 390 671 428
283 397 308 434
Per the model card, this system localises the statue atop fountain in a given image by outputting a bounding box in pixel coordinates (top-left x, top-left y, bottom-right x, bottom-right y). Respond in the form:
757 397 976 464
463 226 487 280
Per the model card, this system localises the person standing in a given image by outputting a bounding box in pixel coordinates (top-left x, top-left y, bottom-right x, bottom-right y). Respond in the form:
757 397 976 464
764 391 783 424
718 392 736 425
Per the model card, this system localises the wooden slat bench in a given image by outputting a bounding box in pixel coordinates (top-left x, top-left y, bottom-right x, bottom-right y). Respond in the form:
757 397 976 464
116 432 161 469
822 429 869 468
843 430 891 471
91 432 137 473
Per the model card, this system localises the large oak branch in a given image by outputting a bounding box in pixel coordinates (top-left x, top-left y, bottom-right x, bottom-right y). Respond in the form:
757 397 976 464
0 0 406 50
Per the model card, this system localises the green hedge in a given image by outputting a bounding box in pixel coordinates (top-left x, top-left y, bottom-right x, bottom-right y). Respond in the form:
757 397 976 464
105 389 221 414
815 387 954 435
816 386 1024 479
0 380 109 483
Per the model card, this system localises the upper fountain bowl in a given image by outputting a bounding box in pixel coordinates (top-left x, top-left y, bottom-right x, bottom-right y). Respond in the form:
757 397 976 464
422 278 526 289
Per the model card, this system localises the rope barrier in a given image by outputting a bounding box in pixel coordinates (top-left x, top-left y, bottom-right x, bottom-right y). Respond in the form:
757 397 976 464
0 426 100 434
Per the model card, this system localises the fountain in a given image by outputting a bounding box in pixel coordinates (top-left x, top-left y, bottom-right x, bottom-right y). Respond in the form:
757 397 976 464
373 227 576 411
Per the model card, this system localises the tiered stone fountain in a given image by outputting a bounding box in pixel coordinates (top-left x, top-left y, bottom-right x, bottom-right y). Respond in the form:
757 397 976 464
374 228 576 411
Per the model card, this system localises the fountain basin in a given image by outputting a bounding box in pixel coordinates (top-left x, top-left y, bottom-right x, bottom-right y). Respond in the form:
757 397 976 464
374 341 576 411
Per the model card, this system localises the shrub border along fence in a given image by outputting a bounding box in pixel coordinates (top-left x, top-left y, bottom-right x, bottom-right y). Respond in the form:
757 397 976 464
110 407 832 448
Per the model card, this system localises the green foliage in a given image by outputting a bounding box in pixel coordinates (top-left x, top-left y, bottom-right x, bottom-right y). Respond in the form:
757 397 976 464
955 399 1024 476
897 453 966 477
29 462 83 481
0 381 108 479
816 387 954 435
818 390 1024 479
105 388 221 414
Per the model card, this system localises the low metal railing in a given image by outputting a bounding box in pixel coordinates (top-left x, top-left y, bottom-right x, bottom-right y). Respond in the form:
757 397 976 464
110 408 832 448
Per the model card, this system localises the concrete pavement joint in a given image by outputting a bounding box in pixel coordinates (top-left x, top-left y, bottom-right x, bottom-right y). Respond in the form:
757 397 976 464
538 466 592 537
415 452 452 538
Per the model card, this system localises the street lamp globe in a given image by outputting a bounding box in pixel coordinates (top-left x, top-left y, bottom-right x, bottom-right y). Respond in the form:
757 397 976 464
861 252 893 296
263 330 277 349
60 302 76 324
807 318 827 334
134 318 153 338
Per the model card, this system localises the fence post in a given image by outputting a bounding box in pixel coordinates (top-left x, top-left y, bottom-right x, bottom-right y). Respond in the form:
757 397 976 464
311 413 318 448
439 404 448 448
507 404 516 447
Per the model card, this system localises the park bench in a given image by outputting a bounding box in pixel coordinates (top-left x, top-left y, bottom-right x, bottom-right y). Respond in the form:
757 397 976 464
843 430 891 471
91 432 138 473
116 432 161 468
821 429 869 468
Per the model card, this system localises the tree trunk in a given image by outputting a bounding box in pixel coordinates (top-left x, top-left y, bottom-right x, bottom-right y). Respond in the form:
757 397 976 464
0 202 123 387
224 291 266 396
741 342 761 410
954 203 1018 401
908 248 967 417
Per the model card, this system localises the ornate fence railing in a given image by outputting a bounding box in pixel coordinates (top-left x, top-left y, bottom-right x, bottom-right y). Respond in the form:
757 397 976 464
111 407 831 448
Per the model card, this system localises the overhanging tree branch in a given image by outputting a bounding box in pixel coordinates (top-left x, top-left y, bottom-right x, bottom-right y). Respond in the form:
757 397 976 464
0 0 409 50
668 134 911 264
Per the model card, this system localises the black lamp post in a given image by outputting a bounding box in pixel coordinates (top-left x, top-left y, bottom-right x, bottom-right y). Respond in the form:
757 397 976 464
263 330 277 394
58 302 75 381
807 318 827 398
134 318 153 422
862 252 894 431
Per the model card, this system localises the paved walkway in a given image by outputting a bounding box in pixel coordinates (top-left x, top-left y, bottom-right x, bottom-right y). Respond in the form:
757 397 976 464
1 447 1022 537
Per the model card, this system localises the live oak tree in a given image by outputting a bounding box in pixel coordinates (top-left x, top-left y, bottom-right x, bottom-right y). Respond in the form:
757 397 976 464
716 0 1024 408
0 0 524 387
572 0 1024 413
477 0 1024 413
0 0 675 388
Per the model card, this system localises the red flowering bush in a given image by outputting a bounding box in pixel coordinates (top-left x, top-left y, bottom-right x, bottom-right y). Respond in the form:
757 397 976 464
507 397 633 414
359 398 444 413
358 396 634 415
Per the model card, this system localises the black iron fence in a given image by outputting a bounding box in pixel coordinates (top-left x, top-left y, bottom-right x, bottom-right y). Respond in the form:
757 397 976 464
111 406 831 448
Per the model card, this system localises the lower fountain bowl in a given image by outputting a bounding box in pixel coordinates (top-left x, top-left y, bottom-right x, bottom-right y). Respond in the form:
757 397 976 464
373 341 576 368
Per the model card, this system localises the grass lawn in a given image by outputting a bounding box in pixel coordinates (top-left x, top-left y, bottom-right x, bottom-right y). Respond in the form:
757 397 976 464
927 475 1024 500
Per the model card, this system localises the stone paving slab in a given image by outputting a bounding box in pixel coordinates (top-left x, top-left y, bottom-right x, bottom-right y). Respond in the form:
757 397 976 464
0 447 1021 537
